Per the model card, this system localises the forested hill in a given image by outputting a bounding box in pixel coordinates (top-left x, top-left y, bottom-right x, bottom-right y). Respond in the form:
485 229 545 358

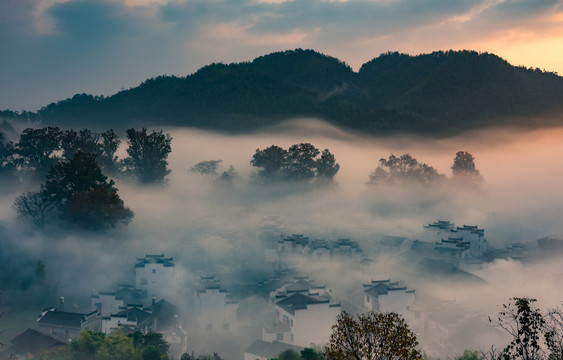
4 49 563 134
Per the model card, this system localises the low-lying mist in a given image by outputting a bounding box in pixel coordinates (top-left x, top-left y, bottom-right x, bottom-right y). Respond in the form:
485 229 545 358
2 117 563 357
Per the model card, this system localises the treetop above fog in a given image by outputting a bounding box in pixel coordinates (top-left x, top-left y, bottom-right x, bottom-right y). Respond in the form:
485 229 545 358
251 143 339 183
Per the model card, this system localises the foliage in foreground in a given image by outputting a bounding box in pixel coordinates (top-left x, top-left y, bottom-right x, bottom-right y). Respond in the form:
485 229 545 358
324 311 422 360
35 330 170 360
488 297 563 360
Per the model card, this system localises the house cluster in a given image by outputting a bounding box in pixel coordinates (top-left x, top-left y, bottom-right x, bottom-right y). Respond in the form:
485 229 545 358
260 233 363 265
1 254 187 360
423 220 487 259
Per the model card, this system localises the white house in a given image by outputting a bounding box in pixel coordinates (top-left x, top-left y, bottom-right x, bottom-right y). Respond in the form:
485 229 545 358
37 307 101 342
194 275 239 333
434 236 471 259
455 225 487 258
91 291 125 317
423 220 455 242
101 305 153 334
269 277 331 305
264 293 341 348
91 286 144 317
363 279 415 319
135 254 175 305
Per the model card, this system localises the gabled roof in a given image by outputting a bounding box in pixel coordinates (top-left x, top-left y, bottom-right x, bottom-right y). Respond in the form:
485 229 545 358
37 311 86 328
364 283 390 297
276 293 329 315
114 307 153 327
152 299 178 331
10 328 67 353
364 280 412 297
135 254 174 268
286 279 311 293
282 234 309 245
114 286 145 303
245 340 303 359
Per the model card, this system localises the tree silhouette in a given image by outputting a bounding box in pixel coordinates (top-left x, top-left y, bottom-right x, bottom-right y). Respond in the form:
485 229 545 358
15 127 62 175
489 297 546 360
251 145 287 180
123 128 172 183
15 151 132 229
251 143 339 182
452 151 483 184
369 153 443 185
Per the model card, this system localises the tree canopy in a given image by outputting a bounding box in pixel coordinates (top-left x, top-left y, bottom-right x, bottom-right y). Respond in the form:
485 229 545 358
123 127 172 183
190 160 224 177
58 330 170 360
451 151 483 185
324 311 422 360
14 151 133 229
369 153 443 185
251 143 339 182
16 127 62 176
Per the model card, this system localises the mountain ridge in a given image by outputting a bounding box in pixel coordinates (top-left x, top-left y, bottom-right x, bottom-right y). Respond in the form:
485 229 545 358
2 48 562 135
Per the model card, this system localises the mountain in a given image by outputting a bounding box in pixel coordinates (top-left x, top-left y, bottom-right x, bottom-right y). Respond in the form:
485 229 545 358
3 49 563 134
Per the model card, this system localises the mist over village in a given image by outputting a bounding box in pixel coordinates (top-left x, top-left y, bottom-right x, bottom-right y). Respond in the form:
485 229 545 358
2 0 563 359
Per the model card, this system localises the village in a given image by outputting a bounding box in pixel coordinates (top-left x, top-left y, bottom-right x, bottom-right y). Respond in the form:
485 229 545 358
2 217 557 360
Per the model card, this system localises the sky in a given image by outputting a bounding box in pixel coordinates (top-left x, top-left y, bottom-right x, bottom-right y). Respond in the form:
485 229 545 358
1 0 563 111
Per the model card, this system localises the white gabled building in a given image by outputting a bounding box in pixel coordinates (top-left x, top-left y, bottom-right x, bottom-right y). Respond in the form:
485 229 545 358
101 305 153 335
194 275 239 333
135 254 175 305
269 277 331 304
363 279 415 316
264 293 341 348
423 220 455 242
90 286 144 317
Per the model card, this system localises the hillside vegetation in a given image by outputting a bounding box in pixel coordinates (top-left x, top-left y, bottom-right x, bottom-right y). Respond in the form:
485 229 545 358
3 49 563 134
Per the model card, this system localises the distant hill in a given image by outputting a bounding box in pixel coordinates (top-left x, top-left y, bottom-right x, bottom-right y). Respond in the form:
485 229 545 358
3 49 563 134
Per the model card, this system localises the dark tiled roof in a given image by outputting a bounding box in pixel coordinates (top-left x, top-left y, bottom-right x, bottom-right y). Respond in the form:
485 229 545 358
37 311 85 328
10 328 67 353
286 279 311 293
245 340 303 358
152 299 178 331
364 283 390 297
115 307 153 327
135 254 174 268
276 293 329 315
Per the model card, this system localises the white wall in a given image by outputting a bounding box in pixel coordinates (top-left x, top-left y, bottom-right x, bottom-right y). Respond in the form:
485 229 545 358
135 262 174 304
196 288 239 332
91 293 125 317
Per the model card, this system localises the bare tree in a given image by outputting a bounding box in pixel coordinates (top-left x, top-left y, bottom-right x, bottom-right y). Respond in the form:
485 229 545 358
13 192 55 227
